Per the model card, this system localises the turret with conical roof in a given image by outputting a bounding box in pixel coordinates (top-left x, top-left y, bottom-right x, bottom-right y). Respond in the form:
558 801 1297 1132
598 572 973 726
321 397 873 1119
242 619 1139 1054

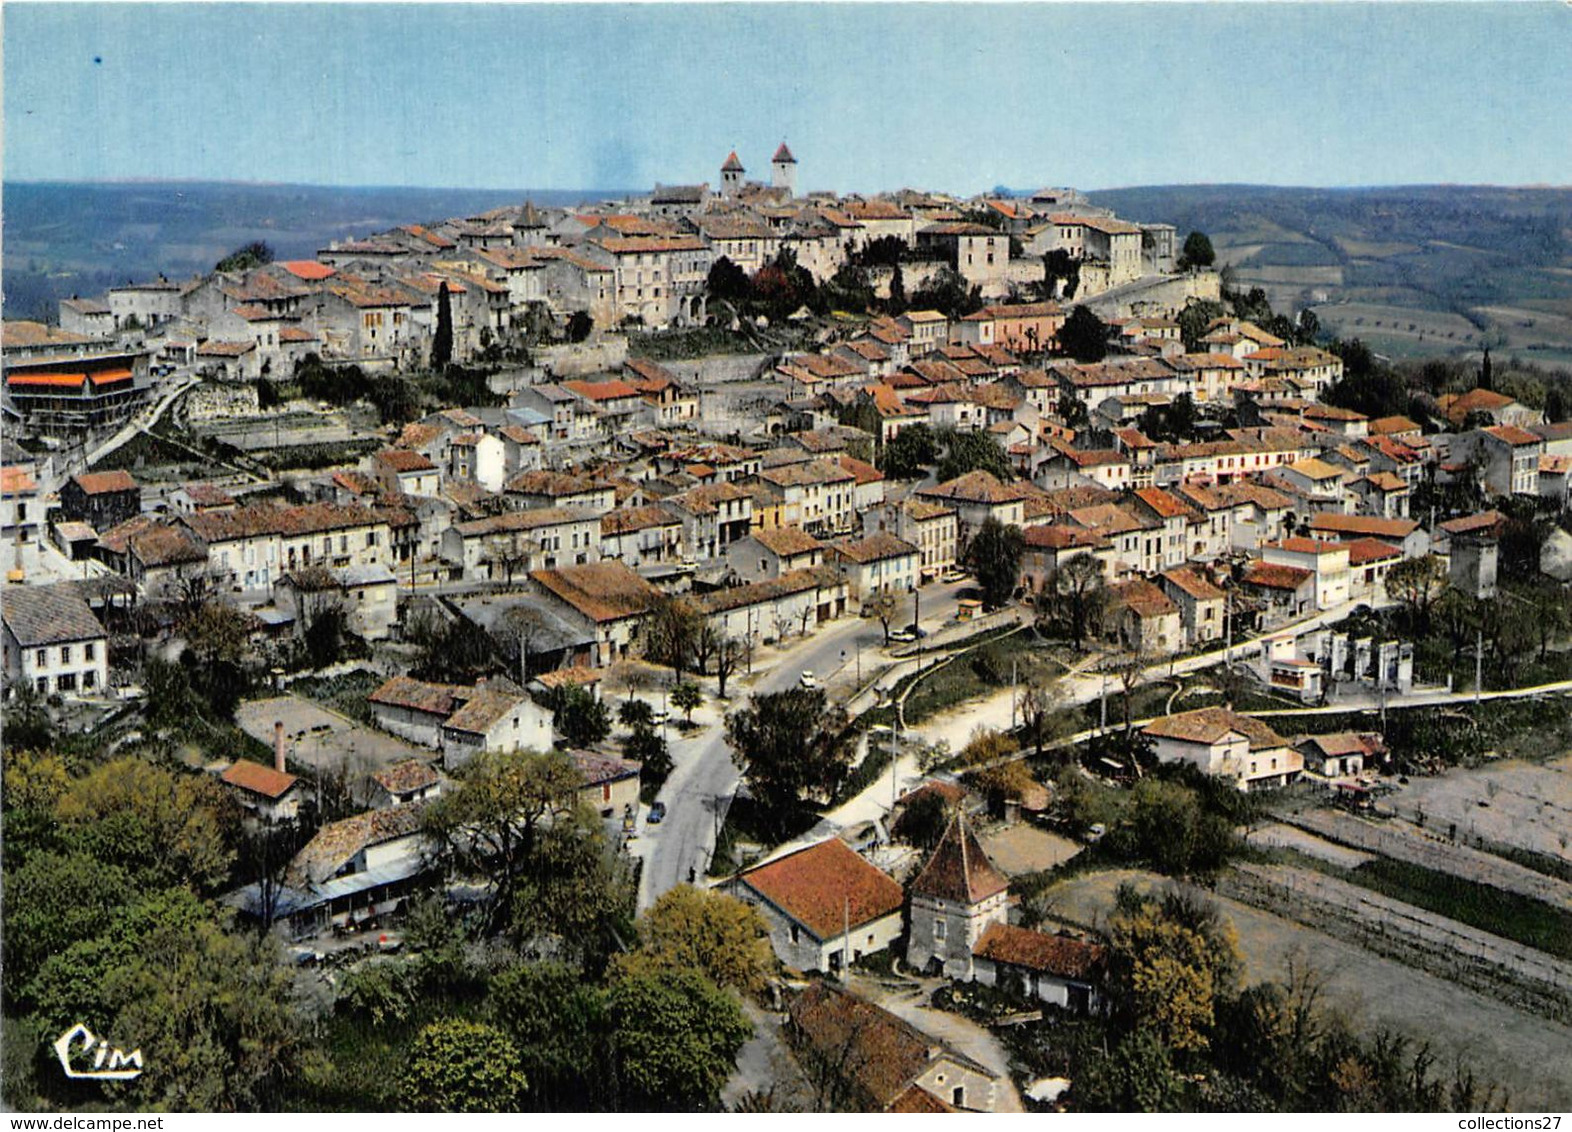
772 143 797 198
905 810 1010 978
721 150 745 198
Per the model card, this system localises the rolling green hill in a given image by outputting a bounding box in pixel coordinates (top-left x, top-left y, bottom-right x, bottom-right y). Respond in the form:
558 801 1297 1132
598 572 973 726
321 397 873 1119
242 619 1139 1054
1089 184 1572 368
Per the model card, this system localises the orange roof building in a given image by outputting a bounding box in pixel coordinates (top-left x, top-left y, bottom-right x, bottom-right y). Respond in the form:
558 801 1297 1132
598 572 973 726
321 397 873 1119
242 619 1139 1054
907 812 1011 978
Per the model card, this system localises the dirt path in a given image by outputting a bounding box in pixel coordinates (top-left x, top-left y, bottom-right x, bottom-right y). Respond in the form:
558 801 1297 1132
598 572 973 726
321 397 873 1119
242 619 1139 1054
1041 868 1572 1109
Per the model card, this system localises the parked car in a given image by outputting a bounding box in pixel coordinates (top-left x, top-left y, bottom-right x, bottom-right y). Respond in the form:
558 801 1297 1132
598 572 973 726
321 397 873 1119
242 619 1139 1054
887 629 917 643
799 670 818 688
648 801 667 824
940 568 968 584
900 624 929 639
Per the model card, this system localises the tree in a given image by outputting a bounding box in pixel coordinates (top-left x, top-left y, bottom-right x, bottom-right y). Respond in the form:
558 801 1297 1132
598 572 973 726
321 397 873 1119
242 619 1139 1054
215 241 274 273
670 679 702 723
1071 1027 1183 1112
887 262 907 315
725 688 851 835
1042 249 1081 302
553 682 611 748
1019 678 1065 757
623 725 673 784
879 422 939 479
713 635 744 698
866 590 900 644
1177 298 1226 353
431 281 454 370
301 598 348 670
1479 345 1493 391
1545 385 1569 423
489 962 609 1110
421 748 586 938
566 310 593 343
1385 554 1449 634
55 757 238 892
1052 552 1108 649
644 594 704 674
1059 304 1109 363
28 888 306 1111
604 970 752 1111
706 256 751 305
3 852 131 1000
404 1018 528 1112
618 698 655 728
935 427 1013 483
910 267 982 321
1178 231 1215 271
963 517 1025 608
614 886 775 997
1106 884 1239 1053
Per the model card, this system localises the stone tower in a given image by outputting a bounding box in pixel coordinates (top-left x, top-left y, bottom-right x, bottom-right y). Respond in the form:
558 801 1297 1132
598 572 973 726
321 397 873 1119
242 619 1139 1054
772 142 797 198
905 811 1010 978
721 150 745 198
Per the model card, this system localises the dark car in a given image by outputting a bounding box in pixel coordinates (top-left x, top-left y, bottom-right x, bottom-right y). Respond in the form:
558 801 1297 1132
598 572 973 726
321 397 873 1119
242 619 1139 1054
648 801 667 824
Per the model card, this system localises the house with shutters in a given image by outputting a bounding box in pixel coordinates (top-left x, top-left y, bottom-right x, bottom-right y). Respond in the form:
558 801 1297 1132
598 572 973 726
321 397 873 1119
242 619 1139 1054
970 924 1108 1014
1143 707 1302 791
59 470 141 533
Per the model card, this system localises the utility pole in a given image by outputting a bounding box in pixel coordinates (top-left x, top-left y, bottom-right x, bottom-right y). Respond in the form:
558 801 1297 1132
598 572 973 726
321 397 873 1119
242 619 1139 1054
1475 625 1483 706
1099 670 1108 735
1011 658 1018 729
842 894 852 983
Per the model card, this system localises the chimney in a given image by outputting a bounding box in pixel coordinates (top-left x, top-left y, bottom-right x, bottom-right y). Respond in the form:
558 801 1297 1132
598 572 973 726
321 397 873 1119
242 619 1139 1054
274 720 286 774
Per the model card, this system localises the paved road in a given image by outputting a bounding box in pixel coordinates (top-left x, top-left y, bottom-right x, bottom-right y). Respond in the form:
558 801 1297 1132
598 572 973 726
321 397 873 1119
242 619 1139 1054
82 374 199 470
634 614 888 906
634 580 971 907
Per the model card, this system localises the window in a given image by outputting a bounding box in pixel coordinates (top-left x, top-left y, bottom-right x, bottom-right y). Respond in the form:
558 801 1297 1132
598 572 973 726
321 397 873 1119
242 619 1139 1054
36 649 46 668
789 924 800 944
952 1087 965 1108
58 673 77 693
83 671 97 690
60 645 71 665
84 642 95 661
934 918 947 941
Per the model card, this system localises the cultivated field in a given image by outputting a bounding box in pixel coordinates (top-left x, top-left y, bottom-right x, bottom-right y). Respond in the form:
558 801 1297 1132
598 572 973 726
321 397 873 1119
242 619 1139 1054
1388 752 1572 867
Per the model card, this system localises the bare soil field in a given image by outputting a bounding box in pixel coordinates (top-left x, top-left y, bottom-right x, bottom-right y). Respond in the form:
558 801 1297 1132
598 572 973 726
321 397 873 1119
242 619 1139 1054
1246 822 1374 870
1388 753 1572 867
1041 868 1572 1109
979 824 1083 876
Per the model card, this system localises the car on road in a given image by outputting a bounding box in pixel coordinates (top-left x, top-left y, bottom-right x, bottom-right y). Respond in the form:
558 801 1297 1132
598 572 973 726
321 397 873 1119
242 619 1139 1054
887 629 917 643
799 670 818 688
648 801 667 824
900 624 929 639
940 568 968 584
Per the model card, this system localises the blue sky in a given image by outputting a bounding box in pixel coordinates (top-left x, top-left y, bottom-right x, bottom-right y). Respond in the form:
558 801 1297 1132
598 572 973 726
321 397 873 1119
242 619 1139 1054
6 3 1571 193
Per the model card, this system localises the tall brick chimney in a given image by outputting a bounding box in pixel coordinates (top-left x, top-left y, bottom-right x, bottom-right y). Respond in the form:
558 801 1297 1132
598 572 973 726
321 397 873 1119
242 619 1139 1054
274 720 286 775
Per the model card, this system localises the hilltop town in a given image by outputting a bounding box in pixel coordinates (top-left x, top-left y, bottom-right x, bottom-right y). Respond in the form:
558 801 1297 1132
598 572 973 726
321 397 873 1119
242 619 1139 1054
4 148 1572 1113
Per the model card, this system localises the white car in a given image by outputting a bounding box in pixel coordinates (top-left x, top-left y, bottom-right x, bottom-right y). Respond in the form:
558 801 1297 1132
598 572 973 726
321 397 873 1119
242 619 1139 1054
887 629 917 643
799 670 818 688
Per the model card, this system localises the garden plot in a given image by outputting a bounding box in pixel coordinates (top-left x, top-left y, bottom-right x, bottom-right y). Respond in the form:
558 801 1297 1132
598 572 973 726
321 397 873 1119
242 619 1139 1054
1247 822 1374 870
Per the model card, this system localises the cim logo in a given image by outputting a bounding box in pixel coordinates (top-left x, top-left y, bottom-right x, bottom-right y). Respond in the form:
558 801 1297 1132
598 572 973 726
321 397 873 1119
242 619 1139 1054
54 1023 144 1081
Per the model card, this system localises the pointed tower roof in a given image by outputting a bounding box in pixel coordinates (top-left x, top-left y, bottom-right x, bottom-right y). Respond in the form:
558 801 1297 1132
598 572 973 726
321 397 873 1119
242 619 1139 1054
773 143 797 164
909 811 1008 905
518 200 545 229
722 151 745 173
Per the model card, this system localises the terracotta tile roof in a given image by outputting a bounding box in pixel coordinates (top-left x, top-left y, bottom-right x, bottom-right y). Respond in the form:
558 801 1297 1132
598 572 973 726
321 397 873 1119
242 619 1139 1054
888 1085 954 1113
601 505 680 536
287 801 429 887
221 759 299 800
1132 486 1192 520
1344 537 1403 566
910 813 1007 905
1483 424 1543 446
127 523 207 568
1242 561 1314 591
721 151 745 172
443 689 526 735
1307 513 1417 539
788 982 966 1109
375 448 437 474
1268 536 1348 556
562 378 642 403
973 923 1107 979
1109 577 1179 618
0 584 106 646
277 260 337 281
369 675 466 717
1143 706 1286 749
917 470 1022 506
369 758 440 797
1439 510 1503 536
739 838 904 939
1023 523 1108 551
570 748 641 787
505 469 609 497
452 506 592 539
835 454 884 485
535 666 605 690
831 532 917 564
1161 565 1224 601
197 340 256 357
2 466 39 494
70 469 137 495
531 561 660 623
752 525 825 557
